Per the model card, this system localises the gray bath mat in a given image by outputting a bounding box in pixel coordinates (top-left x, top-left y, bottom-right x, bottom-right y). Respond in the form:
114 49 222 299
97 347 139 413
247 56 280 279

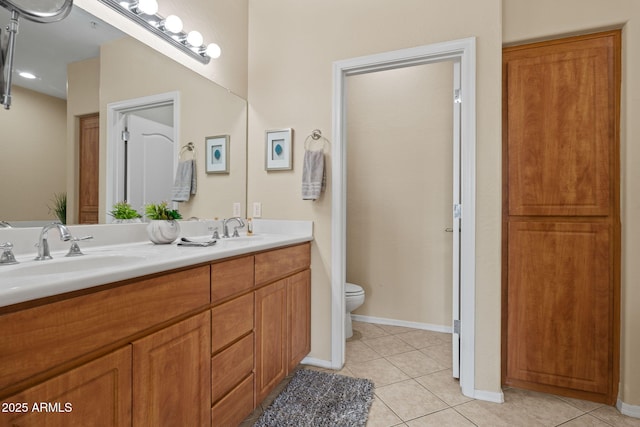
254 369 375 427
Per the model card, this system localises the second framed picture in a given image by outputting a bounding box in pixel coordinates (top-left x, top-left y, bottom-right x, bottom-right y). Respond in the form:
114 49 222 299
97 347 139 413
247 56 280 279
205 135 230 174
265 128 293 170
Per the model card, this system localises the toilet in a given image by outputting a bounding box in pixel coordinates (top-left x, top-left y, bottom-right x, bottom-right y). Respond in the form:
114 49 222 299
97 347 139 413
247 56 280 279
345 283 366 339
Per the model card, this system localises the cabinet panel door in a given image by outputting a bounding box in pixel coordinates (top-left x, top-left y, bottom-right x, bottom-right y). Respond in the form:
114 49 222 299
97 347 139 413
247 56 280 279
287 270 311 372
211 292 254 354
0 347 131 427
507 221 612 393
254 280 286 403
133 312 210 427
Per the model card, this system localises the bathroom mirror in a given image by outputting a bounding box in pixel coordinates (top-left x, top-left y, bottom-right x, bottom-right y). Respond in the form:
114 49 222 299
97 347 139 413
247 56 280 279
0 5 247 226
0 0 72 23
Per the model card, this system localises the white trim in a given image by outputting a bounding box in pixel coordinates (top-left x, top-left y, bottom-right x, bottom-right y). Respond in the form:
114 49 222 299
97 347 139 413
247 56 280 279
332 37 477 396
106 91 180 222
351 314 453 334
300 356 334 370
617 399 640 419
473 389 505 404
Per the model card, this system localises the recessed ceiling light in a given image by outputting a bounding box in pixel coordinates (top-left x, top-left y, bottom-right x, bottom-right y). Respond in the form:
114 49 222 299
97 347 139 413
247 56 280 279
19 72 37 79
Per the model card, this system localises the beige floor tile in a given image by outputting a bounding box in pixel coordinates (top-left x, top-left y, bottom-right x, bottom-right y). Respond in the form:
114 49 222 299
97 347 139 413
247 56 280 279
348 358 410 387
396 330 450 349
591 405 640 426
366 396 404 427
375 379 448 421
387 350 448 378
363 335 417 356
353 320 390 339
377 324 421 335
420 343 453 368
561 414 614 426
555 395 605 413
347 339 383 364
415 369 473 407
456 387 585 427
406 408 476 426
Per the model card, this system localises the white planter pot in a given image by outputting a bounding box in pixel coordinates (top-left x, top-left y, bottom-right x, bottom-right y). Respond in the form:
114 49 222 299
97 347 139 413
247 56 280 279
112 218 142 224
146 220 180 244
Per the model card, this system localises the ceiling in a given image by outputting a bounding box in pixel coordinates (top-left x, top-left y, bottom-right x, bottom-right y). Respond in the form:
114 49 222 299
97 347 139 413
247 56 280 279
0 5 124 99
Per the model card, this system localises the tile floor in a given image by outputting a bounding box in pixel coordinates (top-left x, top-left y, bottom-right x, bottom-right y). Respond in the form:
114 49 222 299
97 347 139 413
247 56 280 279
242 321 640 427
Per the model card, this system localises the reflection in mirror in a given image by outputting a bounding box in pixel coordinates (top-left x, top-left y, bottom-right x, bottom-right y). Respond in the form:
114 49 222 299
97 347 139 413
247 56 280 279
0 4 247 227
0 0 72 23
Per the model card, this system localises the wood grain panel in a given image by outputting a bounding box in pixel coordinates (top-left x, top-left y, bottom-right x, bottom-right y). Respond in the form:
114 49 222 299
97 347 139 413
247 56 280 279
506 222 611 393
506 36 614 217
287 270 311 372
78 114 99 224
211 292 254 354
133 311 210 427
0 266 210 392
254 280 287 403
0 346 132 427
211 373 254 427
212 332 253 404
211 255 254 303
255 243 310 287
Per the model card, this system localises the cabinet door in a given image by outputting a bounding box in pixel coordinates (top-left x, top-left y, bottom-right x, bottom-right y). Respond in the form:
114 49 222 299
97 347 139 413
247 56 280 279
132 311 210 427
0 347 131 427
287 270 311 372
254 280 287 403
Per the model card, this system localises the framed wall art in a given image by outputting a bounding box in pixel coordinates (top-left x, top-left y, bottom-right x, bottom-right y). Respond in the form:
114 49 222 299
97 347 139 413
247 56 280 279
265 128 293 170
205 135 230 174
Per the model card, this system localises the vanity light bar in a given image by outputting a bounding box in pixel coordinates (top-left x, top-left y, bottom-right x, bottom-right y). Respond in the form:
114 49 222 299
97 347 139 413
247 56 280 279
98 0 219 64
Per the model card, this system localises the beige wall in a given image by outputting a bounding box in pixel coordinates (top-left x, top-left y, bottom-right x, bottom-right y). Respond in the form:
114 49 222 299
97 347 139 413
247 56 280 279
0 86 66 221
66 58 100 224
76 0 248 98
346 63 454 327
99 37 247 221
247 0 503 394
504 0 640 408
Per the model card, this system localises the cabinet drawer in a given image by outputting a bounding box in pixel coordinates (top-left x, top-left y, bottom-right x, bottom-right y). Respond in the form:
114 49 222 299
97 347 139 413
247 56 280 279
211 373 254 427
212 332 253 404
0 266 210 392
211 256 254 303
211 293 254 354
255 243 310 286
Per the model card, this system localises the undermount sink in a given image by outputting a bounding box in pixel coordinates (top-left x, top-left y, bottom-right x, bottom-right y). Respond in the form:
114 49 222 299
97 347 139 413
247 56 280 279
0 253 151 280
219 235 264 245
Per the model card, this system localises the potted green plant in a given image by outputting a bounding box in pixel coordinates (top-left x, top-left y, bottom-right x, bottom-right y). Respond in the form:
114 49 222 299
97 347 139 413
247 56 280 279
48 192 67 224
109 201 142 223
144 201 182 244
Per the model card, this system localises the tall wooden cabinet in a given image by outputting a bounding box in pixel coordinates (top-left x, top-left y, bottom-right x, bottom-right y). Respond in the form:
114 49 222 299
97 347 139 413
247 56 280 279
502 31 621 404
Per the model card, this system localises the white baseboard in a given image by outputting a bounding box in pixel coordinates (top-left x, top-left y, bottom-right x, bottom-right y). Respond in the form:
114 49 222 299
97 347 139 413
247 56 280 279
473 389 505 403
301 356 336 370
351 314 453 334
617 399 640 419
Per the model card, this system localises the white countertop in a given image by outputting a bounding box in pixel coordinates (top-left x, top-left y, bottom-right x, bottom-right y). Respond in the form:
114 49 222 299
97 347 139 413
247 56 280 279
0 219 313 308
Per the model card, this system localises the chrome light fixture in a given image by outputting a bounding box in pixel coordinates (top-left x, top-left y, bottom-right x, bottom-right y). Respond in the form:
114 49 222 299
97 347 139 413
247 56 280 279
98 0 221 64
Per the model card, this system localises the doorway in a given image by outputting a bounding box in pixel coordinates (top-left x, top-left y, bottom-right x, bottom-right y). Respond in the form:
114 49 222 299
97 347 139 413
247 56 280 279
331 37 477 397
106 92 179 222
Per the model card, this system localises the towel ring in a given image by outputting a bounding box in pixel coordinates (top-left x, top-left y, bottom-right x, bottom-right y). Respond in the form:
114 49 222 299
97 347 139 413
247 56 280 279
304 129 329 151
179 142 197 160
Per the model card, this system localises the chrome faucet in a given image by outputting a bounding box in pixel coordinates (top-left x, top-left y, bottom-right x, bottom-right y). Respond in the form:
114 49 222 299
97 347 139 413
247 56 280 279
0 221 12 228
222 217 245 238
35 223 72 260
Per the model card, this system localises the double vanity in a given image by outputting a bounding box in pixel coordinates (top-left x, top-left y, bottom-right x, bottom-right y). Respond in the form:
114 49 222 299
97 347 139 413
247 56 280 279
0 219 313 426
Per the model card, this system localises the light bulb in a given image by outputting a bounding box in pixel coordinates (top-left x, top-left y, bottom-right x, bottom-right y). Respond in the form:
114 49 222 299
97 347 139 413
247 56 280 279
137 0 158 15
164 15 183 33
205 43 221 59
19 71 37 79
186 30 203 47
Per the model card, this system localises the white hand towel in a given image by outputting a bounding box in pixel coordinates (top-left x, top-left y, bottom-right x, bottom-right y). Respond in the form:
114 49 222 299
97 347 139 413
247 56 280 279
302 150 326 200
171 160 196 202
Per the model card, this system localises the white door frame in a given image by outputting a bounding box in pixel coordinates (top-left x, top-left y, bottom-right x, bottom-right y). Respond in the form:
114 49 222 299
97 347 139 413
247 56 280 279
331 37 476 397
106 91 180 223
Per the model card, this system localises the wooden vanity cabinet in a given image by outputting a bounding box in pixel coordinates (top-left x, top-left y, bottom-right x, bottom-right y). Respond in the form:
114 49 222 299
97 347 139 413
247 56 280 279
0 347 132 427
210 257 256 427
133 311 210 427
255 244 311 403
